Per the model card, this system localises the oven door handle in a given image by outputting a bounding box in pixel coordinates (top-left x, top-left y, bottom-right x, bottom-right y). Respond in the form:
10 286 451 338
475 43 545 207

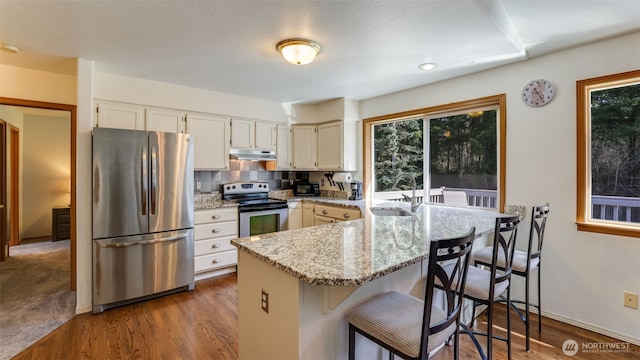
239 205 289 213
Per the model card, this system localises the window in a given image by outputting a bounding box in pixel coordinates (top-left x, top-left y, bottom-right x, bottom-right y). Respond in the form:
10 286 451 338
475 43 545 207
577 70 640 237
363 95 506 210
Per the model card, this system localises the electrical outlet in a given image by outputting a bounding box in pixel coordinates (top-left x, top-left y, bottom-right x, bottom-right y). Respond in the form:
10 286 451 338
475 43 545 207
624 292 638 309
196 181 201 191
261 289 269 313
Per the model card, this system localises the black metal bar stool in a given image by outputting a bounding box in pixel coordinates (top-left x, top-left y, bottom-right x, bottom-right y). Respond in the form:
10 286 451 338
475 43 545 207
474 204 549 351
346 227 476 360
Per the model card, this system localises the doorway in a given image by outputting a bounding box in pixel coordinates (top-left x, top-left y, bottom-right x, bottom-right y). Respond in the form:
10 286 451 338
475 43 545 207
0 97 76 291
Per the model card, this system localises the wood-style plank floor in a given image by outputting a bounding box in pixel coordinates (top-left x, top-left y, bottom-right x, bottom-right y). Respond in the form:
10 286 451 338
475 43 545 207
14 273 639 359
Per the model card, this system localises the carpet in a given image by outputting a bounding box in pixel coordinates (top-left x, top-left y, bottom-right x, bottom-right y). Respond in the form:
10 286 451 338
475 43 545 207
0 240 76 360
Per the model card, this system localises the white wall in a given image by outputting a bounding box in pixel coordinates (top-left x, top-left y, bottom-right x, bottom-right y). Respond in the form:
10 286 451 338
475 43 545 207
361 32 640 344
93 71 288 123
0 64 76 105
22 114 70 239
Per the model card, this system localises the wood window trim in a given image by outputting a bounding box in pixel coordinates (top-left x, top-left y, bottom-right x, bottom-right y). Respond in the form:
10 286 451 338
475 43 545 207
576 70 640 238
362 94 506 212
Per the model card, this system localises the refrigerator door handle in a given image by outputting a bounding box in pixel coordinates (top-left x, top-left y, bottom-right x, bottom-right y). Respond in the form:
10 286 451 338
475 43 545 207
141 145 148 216
97 234 187 248
151 145 157 215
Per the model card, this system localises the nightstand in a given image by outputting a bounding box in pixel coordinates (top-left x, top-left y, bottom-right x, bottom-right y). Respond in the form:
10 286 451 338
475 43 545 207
52 206 71 241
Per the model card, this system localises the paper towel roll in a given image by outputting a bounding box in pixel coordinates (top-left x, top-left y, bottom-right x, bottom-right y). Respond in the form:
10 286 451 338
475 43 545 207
333 172 352 183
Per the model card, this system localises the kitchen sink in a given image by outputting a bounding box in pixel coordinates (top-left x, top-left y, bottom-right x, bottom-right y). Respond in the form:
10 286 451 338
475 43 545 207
369 207 412 217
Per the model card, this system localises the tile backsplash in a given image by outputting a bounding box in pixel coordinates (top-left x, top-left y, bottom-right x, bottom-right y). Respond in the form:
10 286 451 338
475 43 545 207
195 161 309 194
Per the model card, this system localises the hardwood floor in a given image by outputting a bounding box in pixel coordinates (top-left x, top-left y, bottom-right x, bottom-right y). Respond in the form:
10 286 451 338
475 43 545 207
15 273 639 359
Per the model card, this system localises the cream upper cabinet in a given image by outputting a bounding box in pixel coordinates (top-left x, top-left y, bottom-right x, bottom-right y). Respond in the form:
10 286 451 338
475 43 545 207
146 107 185 133
230 118 254 149
95 101 145 130
317 120 357 171
276 124 292 170
231 119 276 150
292 125 317 170
186 113 230 170
255 121 277 150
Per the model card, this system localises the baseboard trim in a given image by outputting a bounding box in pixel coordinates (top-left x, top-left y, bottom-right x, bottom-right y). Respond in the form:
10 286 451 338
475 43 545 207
542 310 640 346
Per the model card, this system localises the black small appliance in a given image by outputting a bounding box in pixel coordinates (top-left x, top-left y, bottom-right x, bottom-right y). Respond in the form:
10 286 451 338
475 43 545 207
349 182 363 200
293 181 320 196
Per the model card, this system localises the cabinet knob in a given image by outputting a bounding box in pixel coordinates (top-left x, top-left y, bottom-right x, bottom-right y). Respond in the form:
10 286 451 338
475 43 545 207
212 228 221 233
322 210 328 215
343 213 350 219
212 258 221 264
212 215 221 219
212 243 221 248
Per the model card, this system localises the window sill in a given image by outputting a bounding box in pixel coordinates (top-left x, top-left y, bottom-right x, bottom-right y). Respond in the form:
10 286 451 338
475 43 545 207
576 221 640 238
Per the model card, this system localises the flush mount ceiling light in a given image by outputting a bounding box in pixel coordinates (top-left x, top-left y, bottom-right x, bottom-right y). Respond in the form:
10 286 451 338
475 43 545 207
0 43 20 54
276 38 321 65
418 62 437 71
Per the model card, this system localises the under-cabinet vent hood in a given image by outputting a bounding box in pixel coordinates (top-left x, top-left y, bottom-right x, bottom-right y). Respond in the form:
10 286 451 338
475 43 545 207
230 148 276 161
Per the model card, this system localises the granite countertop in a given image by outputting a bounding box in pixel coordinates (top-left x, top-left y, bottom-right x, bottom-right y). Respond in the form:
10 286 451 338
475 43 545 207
194 193 238 210
231 202 500 287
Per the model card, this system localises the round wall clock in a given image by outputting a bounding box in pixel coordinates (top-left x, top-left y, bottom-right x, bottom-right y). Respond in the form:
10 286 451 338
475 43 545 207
522 79 555 107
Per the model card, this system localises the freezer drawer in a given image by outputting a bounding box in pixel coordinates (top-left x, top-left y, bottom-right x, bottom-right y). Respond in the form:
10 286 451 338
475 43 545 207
92 229 194 312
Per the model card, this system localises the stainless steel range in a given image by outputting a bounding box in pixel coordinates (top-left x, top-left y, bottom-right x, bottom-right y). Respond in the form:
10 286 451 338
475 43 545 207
223 182 288 237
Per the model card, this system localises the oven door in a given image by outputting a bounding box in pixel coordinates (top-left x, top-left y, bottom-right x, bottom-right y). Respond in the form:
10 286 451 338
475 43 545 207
239 207 288 237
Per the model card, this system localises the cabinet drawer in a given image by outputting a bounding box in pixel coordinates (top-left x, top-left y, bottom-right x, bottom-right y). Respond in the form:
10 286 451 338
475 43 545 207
194 221 237 240
195 208 237 224
195 235 236 256
195 250 237 273
314 204 361 221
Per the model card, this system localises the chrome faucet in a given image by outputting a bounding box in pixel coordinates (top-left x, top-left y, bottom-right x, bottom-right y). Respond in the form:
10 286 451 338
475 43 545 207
393 173 420 213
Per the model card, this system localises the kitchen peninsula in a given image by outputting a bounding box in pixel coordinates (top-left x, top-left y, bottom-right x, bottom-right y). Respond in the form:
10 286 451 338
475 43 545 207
232 202 501 359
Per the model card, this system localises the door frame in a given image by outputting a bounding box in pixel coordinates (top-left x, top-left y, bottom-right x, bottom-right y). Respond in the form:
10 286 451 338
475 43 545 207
0 97 77 291
0 120 6 261
9 125 18 247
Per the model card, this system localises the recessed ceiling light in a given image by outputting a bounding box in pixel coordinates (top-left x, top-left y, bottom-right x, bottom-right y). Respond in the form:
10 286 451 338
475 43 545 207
276 39 321 65
0 43 20 54
418 62 437 71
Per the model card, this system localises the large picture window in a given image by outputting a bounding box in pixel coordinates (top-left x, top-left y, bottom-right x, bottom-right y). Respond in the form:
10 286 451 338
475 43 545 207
363 95 505 210
577 70 640 237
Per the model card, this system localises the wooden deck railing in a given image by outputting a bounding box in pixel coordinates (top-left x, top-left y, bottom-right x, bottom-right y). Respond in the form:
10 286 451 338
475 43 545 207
591 195 640 223
376 190 640 223
375 187 498 209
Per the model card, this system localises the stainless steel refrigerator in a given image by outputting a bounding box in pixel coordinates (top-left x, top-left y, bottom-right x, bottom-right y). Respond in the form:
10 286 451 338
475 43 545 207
92 128 194 313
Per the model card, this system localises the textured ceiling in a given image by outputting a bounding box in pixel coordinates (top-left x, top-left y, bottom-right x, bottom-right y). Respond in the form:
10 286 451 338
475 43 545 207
0 0 639 104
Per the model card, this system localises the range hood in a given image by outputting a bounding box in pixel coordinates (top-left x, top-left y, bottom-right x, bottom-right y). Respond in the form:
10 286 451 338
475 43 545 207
230 148 276 161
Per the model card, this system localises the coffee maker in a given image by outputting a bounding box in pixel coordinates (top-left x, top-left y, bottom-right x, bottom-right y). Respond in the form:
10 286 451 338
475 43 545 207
349 182 362 200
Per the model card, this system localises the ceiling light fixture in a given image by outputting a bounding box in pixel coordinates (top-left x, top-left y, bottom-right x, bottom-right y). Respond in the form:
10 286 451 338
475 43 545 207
0 43 20 54
418 62 437 71
276 38 321 65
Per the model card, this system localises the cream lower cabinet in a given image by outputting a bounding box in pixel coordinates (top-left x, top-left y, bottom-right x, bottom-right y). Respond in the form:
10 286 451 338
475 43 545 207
313 204 361 225
302 202 315 228
194 207 238 281
287 201 302 230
